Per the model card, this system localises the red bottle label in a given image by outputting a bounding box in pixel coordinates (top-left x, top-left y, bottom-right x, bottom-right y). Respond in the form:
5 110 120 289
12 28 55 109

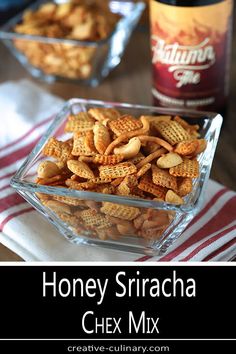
150 0 233 112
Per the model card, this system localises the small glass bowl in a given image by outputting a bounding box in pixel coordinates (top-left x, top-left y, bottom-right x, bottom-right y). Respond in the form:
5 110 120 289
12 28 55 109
10 99 222 256
0 0 145 86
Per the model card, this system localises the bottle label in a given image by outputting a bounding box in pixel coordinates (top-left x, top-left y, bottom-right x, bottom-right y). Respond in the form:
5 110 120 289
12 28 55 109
150 0 233 111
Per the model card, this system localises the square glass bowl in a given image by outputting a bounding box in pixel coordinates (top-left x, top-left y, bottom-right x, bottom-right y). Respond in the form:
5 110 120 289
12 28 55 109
0 0 145 86
10 99 222 256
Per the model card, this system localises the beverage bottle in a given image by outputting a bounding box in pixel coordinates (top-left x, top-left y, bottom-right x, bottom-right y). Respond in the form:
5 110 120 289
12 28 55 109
149 0 233 115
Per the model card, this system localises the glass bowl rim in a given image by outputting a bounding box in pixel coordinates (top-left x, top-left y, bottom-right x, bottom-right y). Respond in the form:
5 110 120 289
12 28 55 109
10 98 223 214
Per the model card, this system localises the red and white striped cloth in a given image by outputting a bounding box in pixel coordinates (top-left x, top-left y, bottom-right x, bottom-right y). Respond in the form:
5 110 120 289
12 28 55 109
0 80 236 261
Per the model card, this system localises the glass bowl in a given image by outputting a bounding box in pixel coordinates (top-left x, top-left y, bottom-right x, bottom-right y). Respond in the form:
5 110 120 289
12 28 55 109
0 0 145 86
10 99 222 255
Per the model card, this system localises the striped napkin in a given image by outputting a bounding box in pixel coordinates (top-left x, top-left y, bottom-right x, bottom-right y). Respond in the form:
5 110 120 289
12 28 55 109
1 80 236 262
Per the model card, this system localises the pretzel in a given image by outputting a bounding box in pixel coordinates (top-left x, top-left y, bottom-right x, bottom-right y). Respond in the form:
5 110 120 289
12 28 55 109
138 135 173 152
136 148 166 169
136 163 151 178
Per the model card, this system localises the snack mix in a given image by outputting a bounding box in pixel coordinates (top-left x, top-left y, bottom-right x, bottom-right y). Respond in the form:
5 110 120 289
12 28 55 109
36 108 207 242
13 0 119 79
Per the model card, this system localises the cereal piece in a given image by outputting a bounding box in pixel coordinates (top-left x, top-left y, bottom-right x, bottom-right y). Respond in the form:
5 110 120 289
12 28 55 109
90 177 112 184
114 137 141 159
130 187 146 199
155 121 191 145
54 2 72 19
37 160 60 178
36 193 50 203
85 131 97 154
194 139 207 155
65 113 95 132
93 154 124 165
117 182 131 196
80 209 112 228
65 179 95 190
156 152 183 169
93 122 111 154
142 218 169 230
58 213 81 228
99 162 137 179
137 163 152 178
44 200 71 215
96 228 108 240
169 159 199 178
152 165 178 191
138 173 167 199
53 195 85 206
117 175 138 196
174 140 199 156
124 175 138 188
106 215 131 226
173 116 199 133
70 21 95 40
139 228 164 240
43 137 73 162
67 160 95 179
165 190 184 205
101 202 140 220
72 133 96 156
136 148 167 169
108 115 143 136
94 184 115 195
88 108 121 121
105 117 150 155
144 115 172 123
178 177 193 197
107 227 120 240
